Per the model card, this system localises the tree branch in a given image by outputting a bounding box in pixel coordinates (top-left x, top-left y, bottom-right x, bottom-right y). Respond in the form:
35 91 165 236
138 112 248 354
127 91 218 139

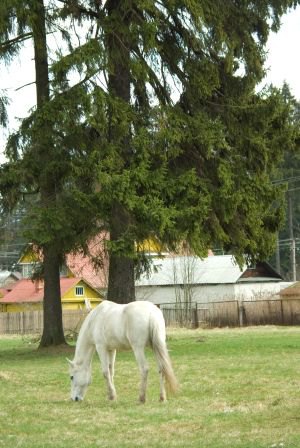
0 32 33 51
55 0 104 20
15 81 36 92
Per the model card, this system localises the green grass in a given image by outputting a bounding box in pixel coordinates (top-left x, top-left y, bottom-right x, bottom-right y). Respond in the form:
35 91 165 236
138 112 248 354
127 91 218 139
0 327 300 448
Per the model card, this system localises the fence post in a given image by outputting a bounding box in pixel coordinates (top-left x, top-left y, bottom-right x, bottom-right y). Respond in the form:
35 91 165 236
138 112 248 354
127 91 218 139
280 300 284 325
238 300 244 327
193 303 199 328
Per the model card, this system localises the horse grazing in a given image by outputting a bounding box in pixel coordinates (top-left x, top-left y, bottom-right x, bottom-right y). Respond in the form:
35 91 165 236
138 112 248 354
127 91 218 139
67 300 178 403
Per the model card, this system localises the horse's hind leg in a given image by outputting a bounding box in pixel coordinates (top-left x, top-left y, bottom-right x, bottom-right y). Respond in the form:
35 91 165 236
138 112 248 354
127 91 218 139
96 345 117 401
132 347 149 403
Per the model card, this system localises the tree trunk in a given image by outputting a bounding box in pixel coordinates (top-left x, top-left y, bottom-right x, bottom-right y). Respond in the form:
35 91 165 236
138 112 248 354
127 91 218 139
40 246 65 346
32 0 66 346
106 1 135 303
107 203 135 303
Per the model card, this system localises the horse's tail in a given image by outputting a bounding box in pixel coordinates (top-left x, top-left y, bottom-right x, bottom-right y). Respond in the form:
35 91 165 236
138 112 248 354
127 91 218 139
150 310 179 396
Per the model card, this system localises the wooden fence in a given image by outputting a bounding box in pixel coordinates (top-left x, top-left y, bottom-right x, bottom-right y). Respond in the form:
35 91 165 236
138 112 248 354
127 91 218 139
0 299 300 335
161 298 300 328
0 309 88 335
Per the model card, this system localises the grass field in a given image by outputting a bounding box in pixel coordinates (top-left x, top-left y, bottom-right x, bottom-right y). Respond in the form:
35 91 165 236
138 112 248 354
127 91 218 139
0 326 299 448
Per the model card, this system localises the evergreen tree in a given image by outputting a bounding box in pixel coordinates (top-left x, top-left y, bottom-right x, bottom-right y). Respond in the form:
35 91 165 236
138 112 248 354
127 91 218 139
0 0 103 345
55 0 300 300
0 0 68 345
32 0 66 346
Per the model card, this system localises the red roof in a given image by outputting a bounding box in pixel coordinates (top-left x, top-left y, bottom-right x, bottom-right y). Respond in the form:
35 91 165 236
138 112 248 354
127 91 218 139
0 287 10 298
17 234 109 291
0 278 82 304
66 234 109 290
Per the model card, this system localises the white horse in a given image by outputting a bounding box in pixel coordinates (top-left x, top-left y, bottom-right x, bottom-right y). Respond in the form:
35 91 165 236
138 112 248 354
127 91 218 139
67 300 178 403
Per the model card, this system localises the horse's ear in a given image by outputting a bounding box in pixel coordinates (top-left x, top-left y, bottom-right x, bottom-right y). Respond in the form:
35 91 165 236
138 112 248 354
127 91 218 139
66 358 74 367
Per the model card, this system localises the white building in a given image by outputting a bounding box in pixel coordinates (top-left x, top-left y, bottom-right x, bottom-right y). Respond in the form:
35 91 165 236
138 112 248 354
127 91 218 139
135 255 282 305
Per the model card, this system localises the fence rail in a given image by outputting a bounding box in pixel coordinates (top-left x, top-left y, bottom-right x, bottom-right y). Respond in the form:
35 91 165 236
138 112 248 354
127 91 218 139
0 299 300 335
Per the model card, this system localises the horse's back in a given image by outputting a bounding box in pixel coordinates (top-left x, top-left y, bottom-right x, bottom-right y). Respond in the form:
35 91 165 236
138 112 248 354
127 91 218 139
90 301 127 349
123 301 166 348
124 301 164 324
91 300 165 350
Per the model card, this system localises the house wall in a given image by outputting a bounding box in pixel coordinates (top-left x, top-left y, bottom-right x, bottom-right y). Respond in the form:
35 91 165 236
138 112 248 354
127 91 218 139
136 284 236 304
3 302 42 313
62 281 102 310
234 282 281 300
19 251 39 263
136 286 173 304
62 300 101 311
136 282 281 305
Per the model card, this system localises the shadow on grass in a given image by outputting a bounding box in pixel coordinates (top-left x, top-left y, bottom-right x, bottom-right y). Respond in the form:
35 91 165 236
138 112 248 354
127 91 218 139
0 337 75 361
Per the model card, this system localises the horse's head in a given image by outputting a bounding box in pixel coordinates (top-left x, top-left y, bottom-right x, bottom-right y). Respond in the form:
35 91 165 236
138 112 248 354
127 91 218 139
67 358 92 402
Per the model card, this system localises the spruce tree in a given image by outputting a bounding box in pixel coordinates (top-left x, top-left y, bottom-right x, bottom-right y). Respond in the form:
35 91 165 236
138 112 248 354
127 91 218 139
0 0 104 344
55 0 300 300
31 0 65 346
0 0 68 345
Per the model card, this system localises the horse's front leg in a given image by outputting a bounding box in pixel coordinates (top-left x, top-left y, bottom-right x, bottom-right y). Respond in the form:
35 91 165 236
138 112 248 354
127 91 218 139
96 345 117 401
108 349 116 382
133 347 149 404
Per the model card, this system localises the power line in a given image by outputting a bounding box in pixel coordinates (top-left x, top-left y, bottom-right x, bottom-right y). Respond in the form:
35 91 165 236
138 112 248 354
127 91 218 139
272 175 300 185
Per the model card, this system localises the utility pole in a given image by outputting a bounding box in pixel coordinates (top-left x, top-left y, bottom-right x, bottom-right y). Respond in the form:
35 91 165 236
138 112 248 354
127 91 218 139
276 237 281 275
288 191 297 281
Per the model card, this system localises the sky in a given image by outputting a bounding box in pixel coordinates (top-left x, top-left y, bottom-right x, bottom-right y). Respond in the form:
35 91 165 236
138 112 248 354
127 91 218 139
263 5 300 98
1 5 300 163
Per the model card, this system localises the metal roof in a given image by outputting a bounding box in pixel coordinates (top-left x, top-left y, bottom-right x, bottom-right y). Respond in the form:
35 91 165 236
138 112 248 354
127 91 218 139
136 255 245 286
0 270 12 281
0 270 20 281
136 255 282 287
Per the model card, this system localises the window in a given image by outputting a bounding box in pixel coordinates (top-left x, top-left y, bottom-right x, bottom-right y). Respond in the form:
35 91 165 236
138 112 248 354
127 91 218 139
22 264 41 279
75 286 84 296
22 264 33 278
